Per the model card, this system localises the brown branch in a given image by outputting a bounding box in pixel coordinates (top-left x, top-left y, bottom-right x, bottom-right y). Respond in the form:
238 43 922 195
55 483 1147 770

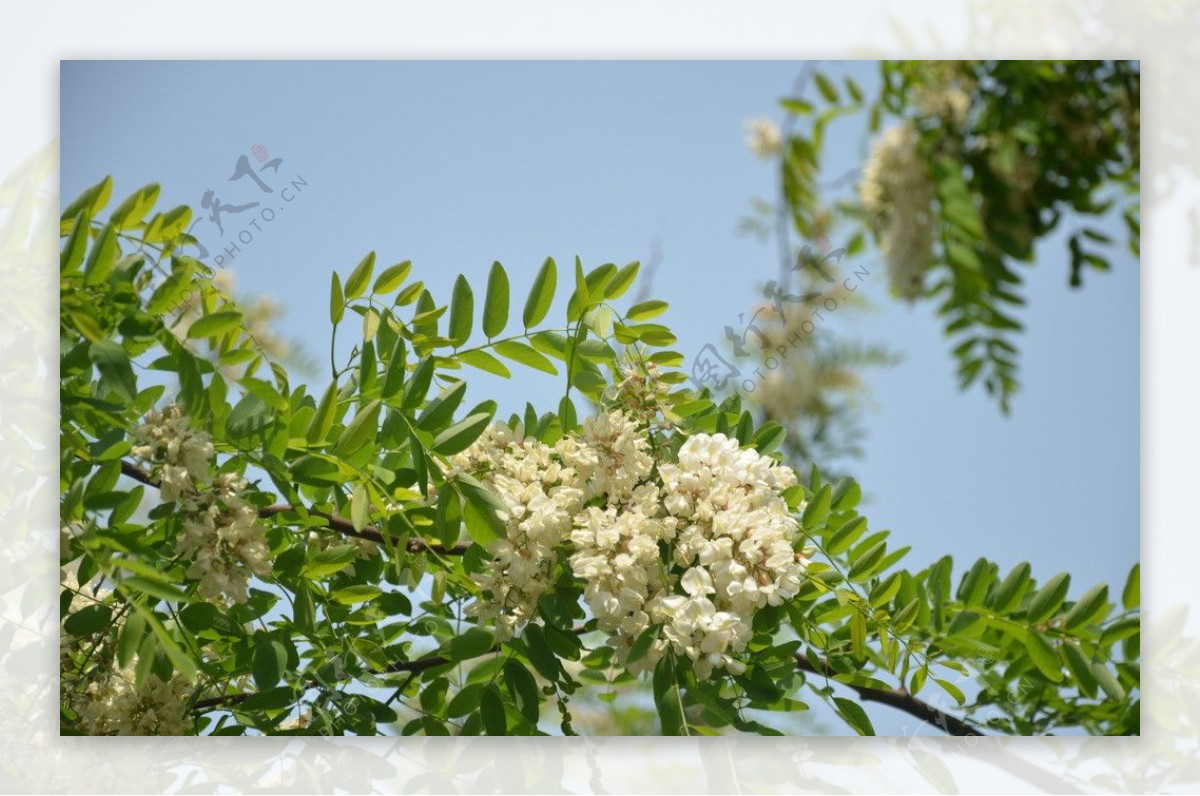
794 653 984 737
120 459 470 556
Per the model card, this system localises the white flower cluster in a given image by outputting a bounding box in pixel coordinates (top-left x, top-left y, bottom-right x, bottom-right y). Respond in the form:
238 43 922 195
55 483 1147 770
744 117 783 159
455 408 808 679
60 567 193 736
913 85 972 129
176 472 273 604
76 666 193 736
133 404 271 604
450 422 588 640
652 433 805 676
132 404 214 503
859 123 937 301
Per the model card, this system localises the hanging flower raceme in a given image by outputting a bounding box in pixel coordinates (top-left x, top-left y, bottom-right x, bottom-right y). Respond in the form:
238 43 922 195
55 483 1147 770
132 404 271 605
449 422 589 641
453 398 809 679
859 122 938 301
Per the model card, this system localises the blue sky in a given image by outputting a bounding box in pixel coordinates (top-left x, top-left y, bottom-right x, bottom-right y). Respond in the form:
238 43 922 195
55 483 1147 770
61 60 1139 734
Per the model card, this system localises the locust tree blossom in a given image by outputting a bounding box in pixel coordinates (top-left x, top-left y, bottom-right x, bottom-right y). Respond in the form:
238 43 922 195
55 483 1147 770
75 666 193 736
132 404 271 605
456 402 809 679
859 123 938 301
450 422 588 640
744 117 783 159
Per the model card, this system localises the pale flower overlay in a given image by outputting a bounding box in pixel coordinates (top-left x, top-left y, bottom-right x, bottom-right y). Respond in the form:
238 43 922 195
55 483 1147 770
0 2 1172 784
858 122 938 301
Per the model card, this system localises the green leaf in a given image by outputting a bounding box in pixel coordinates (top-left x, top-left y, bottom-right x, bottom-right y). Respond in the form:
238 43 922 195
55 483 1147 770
350 483 369 532
523 257 557 328
1026 572 1071 624
504 659 540 724
441 627 496 662
481 683 507 735
626 300 668 321
815 72 839 103
827 517 868 555
847 541 887 582
116 609 146 668
607 261 640 299
110 183 160 231
494 341 557 375
330 584 382 605
457 476 508 546
457 349 511 378
1122 563 1140 610
991 562 1031 614
569 257 591 321
63 603 112 636
447 683 485 718
1060 642 1098 698
433 412 493 455
373 260 412 295
345 251 376 300
948 610 982 636
240 686 300 712
402 357 434 411
652 656 684 736
1091 661 1126 701
128 601 196 681
335 399 381 457
558 395 578 432
302 544 361 578
60 212 90 274
416 381 468 432
845 76 864 102
307 380 340 445
1062 584 1109 631
177 601 243 638
1023 633 1064 682
521 625 561 682
89 340 136 402
293 584 315 634
120 577 189 603
330 272 345 324
933 678 966 706
186 310 243 340
252 637 288 690
832 697 874 735
802 485 832 529
62 175 113 223
83 223 118 285
850 611 867 659
449 274 475 347
482 262 510 338
382 335 408 400
780 97 814 115
627 626 659 664
396 280 425 307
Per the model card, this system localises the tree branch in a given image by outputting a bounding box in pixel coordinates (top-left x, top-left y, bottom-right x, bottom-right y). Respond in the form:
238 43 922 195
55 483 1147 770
794 653 984 737
123 459 981 736
119 459 469 555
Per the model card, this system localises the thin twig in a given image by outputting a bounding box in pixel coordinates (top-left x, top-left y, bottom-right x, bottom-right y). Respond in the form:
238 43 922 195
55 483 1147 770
119 459 468 555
